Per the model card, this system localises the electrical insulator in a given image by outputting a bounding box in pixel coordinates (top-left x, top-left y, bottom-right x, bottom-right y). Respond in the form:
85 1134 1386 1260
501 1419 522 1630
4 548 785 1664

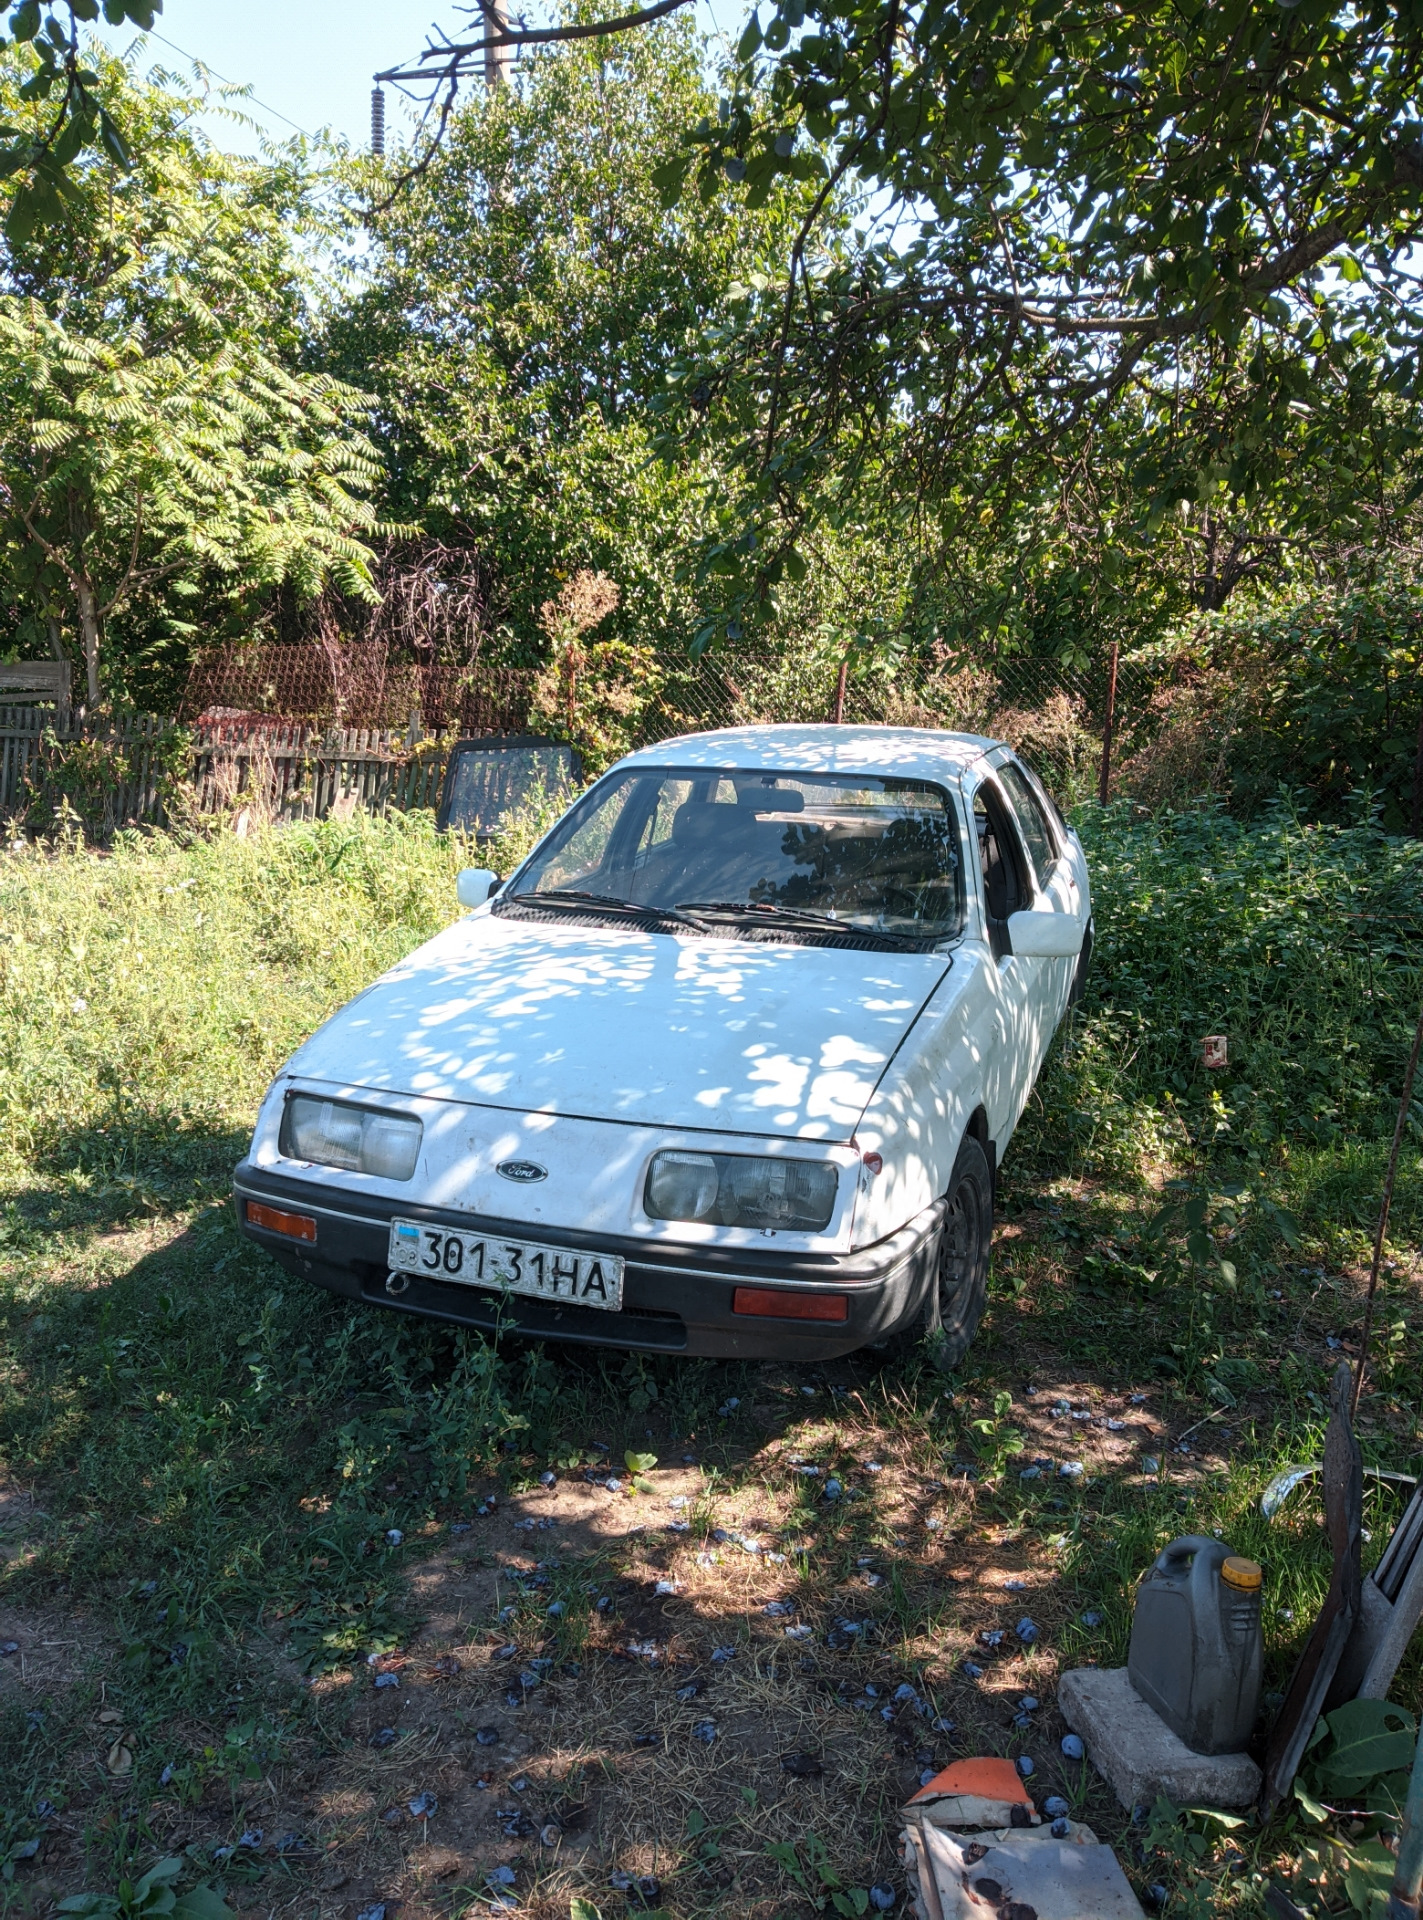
370 87 386 157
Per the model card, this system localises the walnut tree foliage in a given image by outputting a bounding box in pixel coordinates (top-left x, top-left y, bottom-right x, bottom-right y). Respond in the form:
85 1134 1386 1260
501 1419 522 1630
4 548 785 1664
647 0 1423 645
0 0 155 238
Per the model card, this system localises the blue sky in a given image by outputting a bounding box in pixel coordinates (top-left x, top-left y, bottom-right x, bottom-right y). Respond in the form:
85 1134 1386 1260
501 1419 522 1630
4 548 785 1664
96 0 744 155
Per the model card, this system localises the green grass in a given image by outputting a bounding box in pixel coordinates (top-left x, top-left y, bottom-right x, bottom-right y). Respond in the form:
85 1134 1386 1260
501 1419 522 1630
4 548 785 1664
0 802 1419 1916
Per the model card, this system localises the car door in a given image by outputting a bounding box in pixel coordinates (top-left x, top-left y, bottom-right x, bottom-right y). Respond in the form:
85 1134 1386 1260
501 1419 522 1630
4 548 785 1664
994 752 1087 1046
969 770 1043 1149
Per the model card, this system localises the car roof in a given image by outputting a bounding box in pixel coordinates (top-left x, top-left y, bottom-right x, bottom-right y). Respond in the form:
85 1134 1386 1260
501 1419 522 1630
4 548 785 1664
617 723 1002 783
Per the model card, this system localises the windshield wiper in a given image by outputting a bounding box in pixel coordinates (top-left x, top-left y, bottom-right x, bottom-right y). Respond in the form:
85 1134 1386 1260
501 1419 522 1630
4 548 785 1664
507 890 702 929
676 901 927 946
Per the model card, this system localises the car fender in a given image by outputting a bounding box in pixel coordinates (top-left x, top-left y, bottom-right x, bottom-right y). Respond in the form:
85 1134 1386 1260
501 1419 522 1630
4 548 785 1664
850 949 995 1248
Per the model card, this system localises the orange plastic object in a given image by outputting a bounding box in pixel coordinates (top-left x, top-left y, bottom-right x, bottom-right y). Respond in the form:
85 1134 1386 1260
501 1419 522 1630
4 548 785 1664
909 1757 1033 1805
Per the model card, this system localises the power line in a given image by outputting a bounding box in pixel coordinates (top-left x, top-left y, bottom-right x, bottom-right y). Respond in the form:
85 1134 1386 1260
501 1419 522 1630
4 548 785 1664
139 28 316 140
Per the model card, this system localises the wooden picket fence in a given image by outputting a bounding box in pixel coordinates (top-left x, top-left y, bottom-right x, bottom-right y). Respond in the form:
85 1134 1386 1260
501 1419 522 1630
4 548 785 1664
0 707 482 835
189 719 457 821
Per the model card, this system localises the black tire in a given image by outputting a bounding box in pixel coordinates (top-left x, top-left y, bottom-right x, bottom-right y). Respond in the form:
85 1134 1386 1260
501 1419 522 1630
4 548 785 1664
1068 914 1094 1007
925 1134 993 1372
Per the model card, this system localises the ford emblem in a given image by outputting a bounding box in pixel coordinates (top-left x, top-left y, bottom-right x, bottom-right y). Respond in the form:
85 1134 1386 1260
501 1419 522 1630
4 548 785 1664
497 1159 548 1183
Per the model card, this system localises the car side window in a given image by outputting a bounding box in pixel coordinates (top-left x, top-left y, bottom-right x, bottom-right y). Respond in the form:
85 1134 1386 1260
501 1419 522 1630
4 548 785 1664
973 782 1030 927
1015 755 1069 839
997 761 1058 889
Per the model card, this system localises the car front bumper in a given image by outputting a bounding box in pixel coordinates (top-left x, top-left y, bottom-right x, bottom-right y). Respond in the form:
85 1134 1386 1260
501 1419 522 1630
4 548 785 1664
232 1161 942 1359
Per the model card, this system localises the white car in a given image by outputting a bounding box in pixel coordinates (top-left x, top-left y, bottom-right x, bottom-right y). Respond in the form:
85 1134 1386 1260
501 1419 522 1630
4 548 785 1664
235 726 1091 1366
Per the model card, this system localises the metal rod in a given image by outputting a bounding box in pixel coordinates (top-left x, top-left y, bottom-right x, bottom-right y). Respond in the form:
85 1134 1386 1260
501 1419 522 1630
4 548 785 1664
833 655 849 724
1387 1716 1423 1918
1352 993 1423 1416
1097 641 1119 805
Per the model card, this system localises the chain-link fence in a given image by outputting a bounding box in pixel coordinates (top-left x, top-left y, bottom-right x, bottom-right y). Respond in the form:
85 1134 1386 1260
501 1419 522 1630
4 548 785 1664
179 641 535 736
0 640 1147 837
13 632 1420 834
619 646 1153 807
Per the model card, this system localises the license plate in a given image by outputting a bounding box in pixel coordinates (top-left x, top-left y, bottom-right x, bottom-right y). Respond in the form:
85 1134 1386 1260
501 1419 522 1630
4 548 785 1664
387 1219 624 1312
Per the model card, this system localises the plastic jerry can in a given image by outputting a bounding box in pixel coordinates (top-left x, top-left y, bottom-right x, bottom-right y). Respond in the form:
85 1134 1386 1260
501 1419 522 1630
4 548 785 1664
1127 1534 1263 1755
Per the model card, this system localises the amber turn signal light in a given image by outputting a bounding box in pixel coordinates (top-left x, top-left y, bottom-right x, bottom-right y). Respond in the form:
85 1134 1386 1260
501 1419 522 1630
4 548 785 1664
245 1199 317 1243
732 1287 848 1322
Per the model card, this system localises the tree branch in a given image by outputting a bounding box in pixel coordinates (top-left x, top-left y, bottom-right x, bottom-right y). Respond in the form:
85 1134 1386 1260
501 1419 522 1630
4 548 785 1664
98 503 146 623
374 0 695 85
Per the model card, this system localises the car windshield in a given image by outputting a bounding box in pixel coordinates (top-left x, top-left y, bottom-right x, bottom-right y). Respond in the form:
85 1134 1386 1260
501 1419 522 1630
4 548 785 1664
501 767 965 947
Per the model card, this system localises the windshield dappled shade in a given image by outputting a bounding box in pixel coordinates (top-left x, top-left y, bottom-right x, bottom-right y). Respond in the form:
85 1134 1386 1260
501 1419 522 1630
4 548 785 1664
508 769 965 944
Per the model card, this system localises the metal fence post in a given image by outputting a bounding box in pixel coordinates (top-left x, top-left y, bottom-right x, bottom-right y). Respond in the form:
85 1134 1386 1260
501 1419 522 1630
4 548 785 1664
1098 641 1120 805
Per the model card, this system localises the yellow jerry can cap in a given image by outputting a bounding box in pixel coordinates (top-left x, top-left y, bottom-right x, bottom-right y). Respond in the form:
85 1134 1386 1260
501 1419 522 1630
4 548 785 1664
1221 1555 1263 1591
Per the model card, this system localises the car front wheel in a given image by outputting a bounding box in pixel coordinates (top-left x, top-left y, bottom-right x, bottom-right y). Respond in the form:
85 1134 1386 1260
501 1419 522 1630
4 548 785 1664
926 1134 993 1371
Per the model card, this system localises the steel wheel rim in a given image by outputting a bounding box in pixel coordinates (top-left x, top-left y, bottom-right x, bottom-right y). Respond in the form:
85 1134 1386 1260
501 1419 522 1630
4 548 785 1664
938 1172 983 1314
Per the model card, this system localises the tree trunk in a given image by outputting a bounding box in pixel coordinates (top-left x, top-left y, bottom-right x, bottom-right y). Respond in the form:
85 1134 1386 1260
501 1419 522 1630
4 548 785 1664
1197 512 1222 611
73 577 101 706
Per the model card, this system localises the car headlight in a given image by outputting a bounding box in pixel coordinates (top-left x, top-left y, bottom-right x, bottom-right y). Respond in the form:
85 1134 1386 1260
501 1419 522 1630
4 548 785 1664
644 1150 839 1231
281 1095 422 1181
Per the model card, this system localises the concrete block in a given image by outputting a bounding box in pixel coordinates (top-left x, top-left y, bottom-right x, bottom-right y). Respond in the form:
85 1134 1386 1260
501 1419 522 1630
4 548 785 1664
1057 1666 1261 1811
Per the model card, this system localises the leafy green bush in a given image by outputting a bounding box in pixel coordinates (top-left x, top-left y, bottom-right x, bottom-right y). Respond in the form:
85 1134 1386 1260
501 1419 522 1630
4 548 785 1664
1121 573 1423 827
1028 801 1423 1185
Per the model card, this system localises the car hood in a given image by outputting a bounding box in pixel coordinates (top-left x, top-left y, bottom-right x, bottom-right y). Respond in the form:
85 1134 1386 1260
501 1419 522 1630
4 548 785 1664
284 914 951 1141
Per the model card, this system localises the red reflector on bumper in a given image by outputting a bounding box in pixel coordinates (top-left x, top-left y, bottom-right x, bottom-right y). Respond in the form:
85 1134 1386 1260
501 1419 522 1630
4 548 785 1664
732 1286 848 1323
245 1200 317 1243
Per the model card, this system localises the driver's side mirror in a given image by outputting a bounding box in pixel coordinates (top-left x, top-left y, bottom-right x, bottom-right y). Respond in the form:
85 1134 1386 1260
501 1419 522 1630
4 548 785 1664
457 868 499 908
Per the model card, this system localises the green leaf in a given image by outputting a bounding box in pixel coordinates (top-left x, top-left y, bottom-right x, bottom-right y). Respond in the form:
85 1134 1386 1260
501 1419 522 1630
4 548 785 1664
6 183 40 243
1183 1807 1247 1830
1293 1781 1330 1824
98 109 132 170
624 1450 657 1474
767 1840 811 1894
1342 1841 1397 1913
649 154 690 210
172 1887 237 1920
1262 1200 1302 1249
1317 1699 1418 1793
570 1899 603 1920
129 1860 185 1902
10 1 40 43
51 111 90 169
737 8 762 58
